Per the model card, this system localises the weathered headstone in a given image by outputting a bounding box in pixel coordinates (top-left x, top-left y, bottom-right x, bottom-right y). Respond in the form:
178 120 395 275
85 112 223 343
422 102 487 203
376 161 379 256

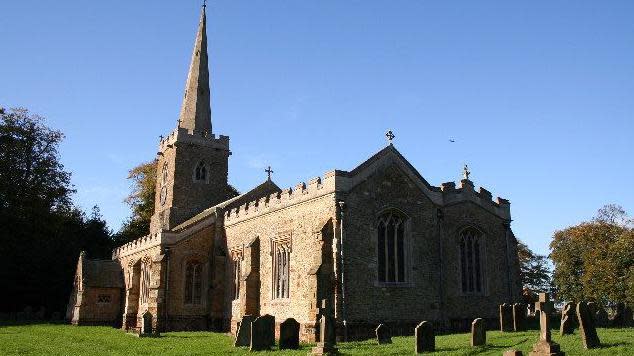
576 302 601 349
250 314 275 351
513 303 526 331
312 299 337 355
504 350 524 356
375 324 392 344
610 302 632 327
140 311 153 337
279 318 300 350
415 321 435 353
234 315 254 347
470 318 486 347
499 303 514 332
559 302 576 336
529 293 564 356
595 306 609 327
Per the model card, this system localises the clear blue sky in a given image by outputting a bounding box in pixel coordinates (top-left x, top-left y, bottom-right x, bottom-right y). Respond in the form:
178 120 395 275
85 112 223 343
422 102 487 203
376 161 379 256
1 1 632 255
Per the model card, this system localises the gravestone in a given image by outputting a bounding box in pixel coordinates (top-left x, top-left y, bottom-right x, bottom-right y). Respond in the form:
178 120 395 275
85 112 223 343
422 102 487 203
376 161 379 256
528 293 564 356
35 306 46 320
499 304 514 332
250 314 275 351
415 321 435 353
504 350 524 356
595 306 609 327
610 302 632 327
375 324 392 344
279 318 300 350
470 318 486 347
234 315 254 347
311 299 337 355
576 302 601 349
513 303 526 331
140 311 153 337
559 302 576 336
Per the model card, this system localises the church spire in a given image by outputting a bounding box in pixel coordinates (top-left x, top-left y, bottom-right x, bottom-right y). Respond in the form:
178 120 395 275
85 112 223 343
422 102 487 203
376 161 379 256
177 5 212 135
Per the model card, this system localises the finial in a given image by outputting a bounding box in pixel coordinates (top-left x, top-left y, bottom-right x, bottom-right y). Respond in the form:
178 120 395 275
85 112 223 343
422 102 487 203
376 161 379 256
265 166 274 181
203 0 207 8
463 164 471 180
385 130 395 145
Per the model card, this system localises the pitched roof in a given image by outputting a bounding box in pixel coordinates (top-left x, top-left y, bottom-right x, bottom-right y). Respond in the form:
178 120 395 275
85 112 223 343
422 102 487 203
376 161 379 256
171 179 281 232
82 258 123 289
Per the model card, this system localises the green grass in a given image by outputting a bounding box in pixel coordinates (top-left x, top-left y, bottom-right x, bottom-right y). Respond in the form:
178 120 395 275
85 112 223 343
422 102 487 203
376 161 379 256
0 323 632 355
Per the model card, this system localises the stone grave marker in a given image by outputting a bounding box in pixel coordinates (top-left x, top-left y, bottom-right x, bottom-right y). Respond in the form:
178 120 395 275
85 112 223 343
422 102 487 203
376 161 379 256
559 302 576 336
415 321 435 353
234 315 254 347
375 324 392 344
311 299 337 355
499 303 514 332
470 318 486 347
528 293 564 356
140 311 153 337
576 302 601 349
279 318 300 350
250 314 275 351
513 303 526 331
504 350 524 356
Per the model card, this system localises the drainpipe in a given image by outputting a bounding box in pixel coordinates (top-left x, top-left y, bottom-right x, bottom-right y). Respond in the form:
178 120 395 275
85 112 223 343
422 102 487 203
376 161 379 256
436 208 445 329
503 222 512 302
337 200 348 342
163 246 171 330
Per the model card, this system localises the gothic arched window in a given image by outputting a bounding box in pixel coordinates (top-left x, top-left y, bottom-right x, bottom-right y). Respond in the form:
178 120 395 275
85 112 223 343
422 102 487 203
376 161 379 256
139 261 151 304
184 261 202 305
194 161 207 182
377 211 407 283
460 227 484 294
271 237 291 299
161 163 169 184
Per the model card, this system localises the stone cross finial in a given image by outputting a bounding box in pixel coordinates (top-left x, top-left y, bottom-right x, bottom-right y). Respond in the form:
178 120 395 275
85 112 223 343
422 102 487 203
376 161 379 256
463 164 471 180
203 0 207 8
385 130 395 145
265 166 274 181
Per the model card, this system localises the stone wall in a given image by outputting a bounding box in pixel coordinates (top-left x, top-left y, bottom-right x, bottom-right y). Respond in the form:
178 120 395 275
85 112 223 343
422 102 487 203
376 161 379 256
70 287 122 326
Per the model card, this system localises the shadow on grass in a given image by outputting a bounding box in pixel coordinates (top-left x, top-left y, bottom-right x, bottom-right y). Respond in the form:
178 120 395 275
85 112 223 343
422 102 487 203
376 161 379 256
598 342 629 349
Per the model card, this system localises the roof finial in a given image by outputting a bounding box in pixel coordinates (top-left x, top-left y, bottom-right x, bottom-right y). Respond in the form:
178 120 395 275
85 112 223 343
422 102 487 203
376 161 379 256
385 130 395 145
265 166 274 181
203 0 207 8
463 164 471 180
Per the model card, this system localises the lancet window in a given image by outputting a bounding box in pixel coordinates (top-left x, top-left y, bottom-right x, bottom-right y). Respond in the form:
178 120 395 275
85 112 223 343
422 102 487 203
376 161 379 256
194 161 207 182
184 261 202 305
460 227 484 294
230 247 243 301
377 211 407 283
271 236 291 299
139 261 151 304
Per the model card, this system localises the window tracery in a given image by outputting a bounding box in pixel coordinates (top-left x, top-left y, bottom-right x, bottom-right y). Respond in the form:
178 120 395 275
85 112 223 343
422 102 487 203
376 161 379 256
377 211 407 283
460 227 484 294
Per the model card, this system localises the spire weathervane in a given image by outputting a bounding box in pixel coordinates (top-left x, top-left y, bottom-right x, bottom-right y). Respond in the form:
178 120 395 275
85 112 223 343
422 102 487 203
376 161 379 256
385 130 395 145
463 164 471 180
203 0 207 8
265 166 274 181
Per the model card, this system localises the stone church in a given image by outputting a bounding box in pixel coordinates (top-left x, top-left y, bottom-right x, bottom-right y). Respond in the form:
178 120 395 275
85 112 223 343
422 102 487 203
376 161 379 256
67 6 521 341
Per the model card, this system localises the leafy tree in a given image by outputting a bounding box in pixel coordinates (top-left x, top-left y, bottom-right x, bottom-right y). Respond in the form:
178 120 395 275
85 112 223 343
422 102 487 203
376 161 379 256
517 240 553 293
550 204 633 305
0 107 114 313
114 161 156 244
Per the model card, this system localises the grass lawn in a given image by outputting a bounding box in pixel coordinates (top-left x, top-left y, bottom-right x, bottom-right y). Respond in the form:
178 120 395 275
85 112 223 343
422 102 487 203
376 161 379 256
0 323 632 355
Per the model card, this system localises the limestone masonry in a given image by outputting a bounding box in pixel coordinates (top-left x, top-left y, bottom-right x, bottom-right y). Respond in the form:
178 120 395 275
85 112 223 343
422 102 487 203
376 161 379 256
66 6 521 341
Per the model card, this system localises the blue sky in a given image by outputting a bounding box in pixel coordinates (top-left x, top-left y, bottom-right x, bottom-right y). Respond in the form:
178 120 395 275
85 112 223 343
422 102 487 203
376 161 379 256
1 1 632 255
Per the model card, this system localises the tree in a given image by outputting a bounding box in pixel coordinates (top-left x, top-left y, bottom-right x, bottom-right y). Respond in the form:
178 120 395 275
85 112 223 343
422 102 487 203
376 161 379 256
114 161 156 244
517 240 552 293
0 107 114 313
550 204 633 305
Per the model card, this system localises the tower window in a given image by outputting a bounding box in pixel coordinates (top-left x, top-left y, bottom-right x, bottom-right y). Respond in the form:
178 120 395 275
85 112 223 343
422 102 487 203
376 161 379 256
377 211 407 284
194 161 207 182
460 227 484 294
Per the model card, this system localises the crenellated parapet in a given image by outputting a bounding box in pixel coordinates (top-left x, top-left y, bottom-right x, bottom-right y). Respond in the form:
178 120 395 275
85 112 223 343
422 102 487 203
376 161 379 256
157 127 229 154
224 170 344 225
440 179 511 220
112 232 162 259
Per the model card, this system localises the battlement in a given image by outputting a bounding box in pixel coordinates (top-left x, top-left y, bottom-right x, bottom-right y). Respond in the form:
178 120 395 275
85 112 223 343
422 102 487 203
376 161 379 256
224 170 346 225
111 231 162 259
440 179 511 219
158 127 229 153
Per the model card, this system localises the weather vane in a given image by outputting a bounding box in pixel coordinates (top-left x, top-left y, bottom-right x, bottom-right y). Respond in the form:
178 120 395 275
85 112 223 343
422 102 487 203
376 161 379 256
463 164 471 180
265 166 274 181
385 130 395 145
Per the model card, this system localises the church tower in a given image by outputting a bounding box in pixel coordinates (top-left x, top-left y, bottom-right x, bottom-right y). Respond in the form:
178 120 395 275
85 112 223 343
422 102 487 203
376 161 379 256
151 5 232 231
